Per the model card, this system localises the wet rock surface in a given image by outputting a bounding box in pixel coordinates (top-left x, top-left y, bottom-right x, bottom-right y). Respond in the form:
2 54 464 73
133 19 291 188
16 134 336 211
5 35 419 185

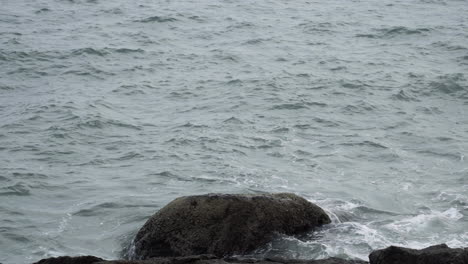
132 193 331 259
369 244 468 264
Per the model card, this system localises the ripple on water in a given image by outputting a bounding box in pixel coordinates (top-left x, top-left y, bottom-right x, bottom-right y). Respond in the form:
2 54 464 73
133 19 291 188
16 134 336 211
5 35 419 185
339 141 388 149
223 117 244 124
56 72 97 81
112 151 144 162
356 26 432 39
73 202 126 217
429 73 467 95
2 231 32 243
176 122 209 129
0 182 31 196
135 16 177 23
71 48 109 57
75 117 141 131
113 48 145 54
432 191 468 210
458 55 468 65
391 90 420 102
270 103 309 110
431 41 468 51
11 172 49 179
342 102 377 115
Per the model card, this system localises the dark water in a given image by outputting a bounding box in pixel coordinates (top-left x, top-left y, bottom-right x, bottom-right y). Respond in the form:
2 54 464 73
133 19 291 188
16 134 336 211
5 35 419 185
1 0 468 263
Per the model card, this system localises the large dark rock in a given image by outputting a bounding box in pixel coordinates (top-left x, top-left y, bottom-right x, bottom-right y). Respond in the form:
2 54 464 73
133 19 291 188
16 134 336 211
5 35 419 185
32 255 105 264
369 244 468 264
132 193 331 259
33 255 367 264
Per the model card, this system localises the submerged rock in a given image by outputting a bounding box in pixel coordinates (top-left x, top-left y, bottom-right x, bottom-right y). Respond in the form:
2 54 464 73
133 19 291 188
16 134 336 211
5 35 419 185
132 193 331 259
369 244 468 264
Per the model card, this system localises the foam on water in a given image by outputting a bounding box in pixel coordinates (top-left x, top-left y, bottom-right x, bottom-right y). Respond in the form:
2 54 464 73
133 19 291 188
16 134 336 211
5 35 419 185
252 199 467 261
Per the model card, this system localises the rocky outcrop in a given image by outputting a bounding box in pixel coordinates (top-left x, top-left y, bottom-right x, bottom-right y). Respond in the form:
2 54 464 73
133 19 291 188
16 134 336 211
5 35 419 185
132 193 331 259
369 244 468 264
33 255 368 264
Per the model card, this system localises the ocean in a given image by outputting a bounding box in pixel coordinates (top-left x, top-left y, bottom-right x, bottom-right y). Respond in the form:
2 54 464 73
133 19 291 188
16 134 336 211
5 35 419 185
0 0 467 263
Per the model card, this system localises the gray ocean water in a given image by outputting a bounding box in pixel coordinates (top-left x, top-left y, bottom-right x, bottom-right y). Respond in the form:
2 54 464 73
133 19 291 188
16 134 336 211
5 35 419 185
1 0 468 263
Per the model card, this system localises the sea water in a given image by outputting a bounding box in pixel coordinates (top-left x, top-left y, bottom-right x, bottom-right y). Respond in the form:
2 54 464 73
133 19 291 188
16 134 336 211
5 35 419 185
0 0 467 263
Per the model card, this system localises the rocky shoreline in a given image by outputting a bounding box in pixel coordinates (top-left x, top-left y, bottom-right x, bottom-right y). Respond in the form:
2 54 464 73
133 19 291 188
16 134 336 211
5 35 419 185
32 193 468 264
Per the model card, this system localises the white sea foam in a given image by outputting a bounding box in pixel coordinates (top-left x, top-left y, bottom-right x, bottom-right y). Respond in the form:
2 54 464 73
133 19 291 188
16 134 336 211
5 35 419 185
384 207 463 234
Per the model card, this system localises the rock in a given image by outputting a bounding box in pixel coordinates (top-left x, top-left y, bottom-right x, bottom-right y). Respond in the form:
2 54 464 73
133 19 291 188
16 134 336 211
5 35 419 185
32 255 105 264
368 244 468 264
108 256 367 264
132 193 331 259
33 255 367 264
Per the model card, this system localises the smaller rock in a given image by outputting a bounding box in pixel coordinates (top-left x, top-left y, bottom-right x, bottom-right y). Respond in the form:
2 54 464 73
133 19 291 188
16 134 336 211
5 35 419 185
32 255 105 264
369 244 468 264
261 257 367 264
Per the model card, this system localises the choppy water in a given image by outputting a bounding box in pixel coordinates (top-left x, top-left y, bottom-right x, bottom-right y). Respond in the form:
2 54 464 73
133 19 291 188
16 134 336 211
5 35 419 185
1 0 468 263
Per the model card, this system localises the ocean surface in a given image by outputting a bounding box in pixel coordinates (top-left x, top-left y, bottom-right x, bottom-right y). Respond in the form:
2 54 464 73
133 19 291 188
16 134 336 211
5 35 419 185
1 0 468 263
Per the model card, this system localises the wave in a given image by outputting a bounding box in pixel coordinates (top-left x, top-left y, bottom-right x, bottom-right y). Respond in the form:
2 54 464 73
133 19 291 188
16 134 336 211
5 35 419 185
391 90 420 101
10 100 142 132
251 199 466 261
339 141 388 149
0 47 146 64
0 182 30 196
459 55 468 65
431 41 467 51
0 50 61 62
112 84 147 96
135 16 177 23
176 122 209 129
342 101 376 114
71 48 109 57
429 73 467 95
11 172 49 179
112 151 144 162
225 22 254 31
300 22 336 34
0 84 22 90
73 202 126 217
270 127 289 133
223 117 243 124
252 222 388 260
2 230 32 243
383 208 463 235
115 48 145 54
243 38 270 45
75 117 141 130
270 103 309 110
415 149 462 161
0 31 22 36
433 191 468 208
356 26 432 39
71 47 144 57
62 65 115 78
